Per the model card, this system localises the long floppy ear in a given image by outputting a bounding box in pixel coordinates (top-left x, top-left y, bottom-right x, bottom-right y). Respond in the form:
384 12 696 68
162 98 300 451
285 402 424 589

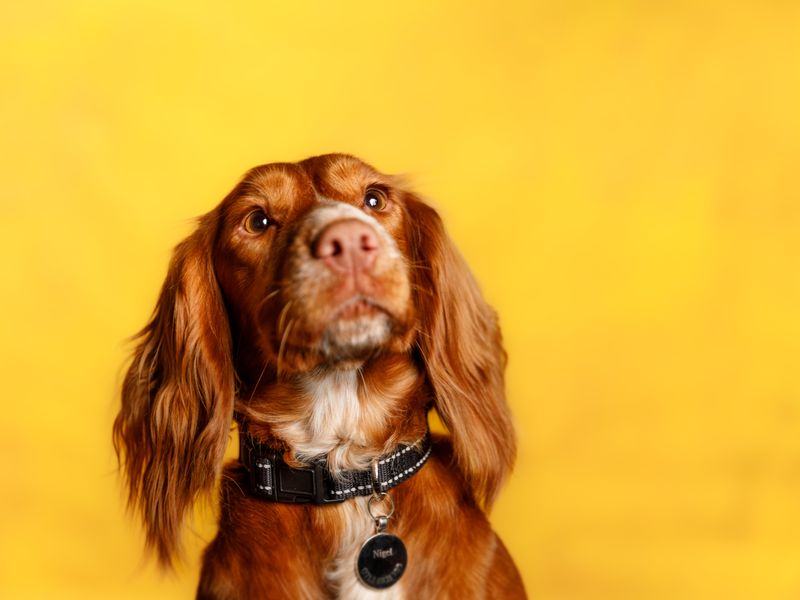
405 194 516 507
113 213 234 567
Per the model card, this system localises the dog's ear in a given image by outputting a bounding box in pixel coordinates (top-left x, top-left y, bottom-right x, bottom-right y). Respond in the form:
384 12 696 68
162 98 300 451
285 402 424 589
404 194 516 508
113 212 234 567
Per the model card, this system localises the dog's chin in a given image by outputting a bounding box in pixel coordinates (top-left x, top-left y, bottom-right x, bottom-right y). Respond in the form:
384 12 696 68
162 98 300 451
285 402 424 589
319 311 393 364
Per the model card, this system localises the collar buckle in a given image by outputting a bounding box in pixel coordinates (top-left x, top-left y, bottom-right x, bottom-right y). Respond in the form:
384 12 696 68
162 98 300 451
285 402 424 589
253 452 345 504
274 459 343 504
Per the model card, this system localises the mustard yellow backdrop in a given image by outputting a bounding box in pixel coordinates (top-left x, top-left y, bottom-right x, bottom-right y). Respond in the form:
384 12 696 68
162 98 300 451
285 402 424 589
2 1 799 598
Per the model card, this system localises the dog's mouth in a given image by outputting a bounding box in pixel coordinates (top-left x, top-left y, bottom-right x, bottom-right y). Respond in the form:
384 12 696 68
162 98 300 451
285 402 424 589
319 297 393 360
335 297 385 320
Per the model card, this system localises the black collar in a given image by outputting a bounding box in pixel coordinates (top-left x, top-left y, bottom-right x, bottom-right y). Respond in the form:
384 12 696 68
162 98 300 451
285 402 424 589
239 432 432 504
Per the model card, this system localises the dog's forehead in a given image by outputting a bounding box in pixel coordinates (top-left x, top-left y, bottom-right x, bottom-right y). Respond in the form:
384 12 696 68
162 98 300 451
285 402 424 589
241 163 315 204
299 154 391 200
220 156 399 224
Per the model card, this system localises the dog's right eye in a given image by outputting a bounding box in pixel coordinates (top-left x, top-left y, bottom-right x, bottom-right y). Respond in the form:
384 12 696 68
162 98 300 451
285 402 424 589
364 188 388 211
243 210 271 234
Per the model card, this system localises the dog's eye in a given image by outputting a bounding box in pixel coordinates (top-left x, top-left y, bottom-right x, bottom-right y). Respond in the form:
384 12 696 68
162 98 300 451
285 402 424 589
364 189 388 211
243 210 271 234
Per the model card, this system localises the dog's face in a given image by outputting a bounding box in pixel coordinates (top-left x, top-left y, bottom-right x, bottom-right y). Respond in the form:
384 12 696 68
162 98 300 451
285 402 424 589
212 156 416 375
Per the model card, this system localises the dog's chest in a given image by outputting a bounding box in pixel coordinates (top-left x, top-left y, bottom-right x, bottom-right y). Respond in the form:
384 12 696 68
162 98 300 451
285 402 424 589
325 498 406 600
273 369 386 470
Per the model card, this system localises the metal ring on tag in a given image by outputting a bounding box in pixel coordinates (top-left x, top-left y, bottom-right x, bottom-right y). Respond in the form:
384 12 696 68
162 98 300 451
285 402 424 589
368 493 395 520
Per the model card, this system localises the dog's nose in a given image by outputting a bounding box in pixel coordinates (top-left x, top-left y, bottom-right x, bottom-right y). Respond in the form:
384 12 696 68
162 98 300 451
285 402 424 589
314 219 380 274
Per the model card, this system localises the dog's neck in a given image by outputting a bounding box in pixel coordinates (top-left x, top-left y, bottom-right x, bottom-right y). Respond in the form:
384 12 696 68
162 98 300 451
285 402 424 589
275 367 368 470
238 354 429 473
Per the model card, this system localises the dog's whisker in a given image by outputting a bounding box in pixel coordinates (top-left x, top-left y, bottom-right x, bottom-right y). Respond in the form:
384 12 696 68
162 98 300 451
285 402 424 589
255 289 281 313
406 262 434 272
276 319 294 378
248 359 271 404
277 300 293 336
410 284 435 297
413 328 433 341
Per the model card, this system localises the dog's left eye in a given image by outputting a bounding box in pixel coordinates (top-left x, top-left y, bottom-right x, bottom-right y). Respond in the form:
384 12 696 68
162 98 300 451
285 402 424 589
243 210 271 234
364 188 388 211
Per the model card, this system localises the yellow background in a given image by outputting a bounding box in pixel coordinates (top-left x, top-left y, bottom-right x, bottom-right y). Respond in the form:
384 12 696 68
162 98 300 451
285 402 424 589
2 1 799 598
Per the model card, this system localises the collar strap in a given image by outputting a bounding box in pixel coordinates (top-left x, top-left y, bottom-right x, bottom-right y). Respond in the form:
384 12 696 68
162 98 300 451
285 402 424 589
239 432 432 504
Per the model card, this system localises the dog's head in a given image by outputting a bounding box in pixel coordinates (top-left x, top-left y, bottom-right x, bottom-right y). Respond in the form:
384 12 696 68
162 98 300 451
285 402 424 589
213 156 417 375
114 154 515 565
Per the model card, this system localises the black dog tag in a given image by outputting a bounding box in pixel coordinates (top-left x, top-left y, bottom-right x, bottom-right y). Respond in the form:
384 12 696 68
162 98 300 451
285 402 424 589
356 533 407 589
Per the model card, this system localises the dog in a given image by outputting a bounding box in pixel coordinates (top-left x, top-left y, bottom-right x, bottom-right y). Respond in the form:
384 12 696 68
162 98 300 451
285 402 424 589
114 154 525 598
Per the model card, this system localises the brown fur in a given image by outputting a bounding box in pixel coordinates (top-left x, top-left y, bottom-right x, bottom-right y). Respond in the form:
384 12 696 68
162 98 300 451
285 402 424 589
114 154 525 597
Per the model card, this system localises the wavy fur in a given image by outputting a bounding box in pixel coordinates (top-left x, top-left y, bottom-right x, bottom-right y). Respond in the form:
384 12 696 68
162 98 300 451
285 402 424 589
113 213 234 566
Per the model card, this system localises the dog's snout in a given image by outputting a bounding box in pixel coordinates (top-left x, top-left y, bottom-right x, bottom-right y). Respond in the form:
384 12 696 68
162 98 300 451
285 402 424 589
313 219 380 274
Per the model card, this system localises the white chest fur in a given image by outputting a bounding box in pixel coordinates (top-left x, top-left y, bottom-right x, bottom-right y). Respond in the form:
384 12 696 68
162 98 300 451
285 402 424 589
327 498 406 600
272 368 387 471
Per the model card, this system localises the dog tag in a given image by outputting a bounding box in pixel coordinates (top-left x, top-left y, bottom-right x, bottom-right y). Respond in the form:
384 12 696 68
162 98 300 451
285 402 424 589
356 533 407 589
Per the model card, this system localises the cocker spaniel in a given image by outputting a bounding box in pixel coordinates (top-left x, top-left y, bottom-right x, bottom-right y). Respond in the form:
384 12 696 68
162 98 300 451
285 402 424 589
114 154 524 598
